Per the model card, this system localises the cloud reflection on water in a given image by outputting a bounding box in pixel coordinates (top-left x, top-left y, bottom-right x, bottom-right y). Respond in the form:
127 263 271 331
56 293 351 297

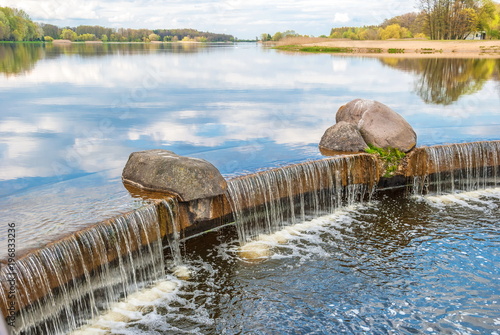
0 44 499 197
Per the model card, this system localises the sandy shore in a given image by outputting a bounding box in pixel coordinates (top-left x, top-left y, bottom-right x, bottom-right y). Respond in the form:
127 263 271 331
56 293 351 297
278 39 500 58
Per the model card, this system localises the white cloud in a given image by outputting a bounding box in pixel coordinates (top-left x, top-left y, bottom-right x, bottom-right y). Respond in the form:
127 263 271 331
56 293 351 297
109 12 135 23
0 0 416 38
333 13 349 23
0 0 100 20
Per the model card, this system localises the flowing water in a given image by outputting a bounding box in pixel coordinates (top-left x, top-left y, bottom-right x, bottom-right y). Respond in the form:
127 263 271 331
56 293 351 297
227 154 378 243
30 147 498 335
0 43 500 334
0 203 167 334
66 189 500 335
411 141 500 195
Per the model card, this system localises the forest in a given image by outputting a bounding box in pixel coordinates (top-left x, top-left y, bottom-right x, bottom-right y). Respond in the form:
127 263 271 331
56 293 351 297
0 7 234 42
327 0 500 40
0 7 42 41
2 1 500 43
261 0 500 41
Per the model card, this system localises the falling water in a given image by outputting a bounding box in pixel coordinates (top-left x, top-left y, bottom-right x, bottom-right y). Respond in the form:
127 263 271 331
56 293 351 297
226 154 379 243
0 203 167 335
161 198 183 267
410 141 500 195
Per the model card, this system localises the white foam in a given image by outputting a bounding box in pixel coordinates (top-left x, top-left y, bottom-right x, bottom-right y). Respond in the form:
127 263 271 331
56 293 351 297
238 208 353 262
239 240 272 261
173 265 191 280
420 188 500 209
70 279 180 335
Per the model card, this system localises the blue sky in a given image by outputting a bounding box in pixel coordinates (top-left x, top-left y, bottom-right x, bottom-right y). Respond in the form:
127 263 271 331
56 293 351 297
0 0 417 39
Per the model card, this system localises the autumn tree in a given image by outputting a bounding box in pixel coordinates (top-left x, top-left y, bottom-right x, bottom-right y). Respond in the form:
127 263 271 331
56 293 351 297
382 12 428 36
418 0 496 39
148 33 160 41
60 28 77 41
379 24 411 39
77 33 97 41
487 2 500 38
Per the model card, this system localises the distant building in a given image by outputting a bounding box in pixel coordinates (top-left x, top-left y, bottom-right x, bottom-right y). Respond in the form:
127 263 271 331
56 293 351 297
465 31 486 40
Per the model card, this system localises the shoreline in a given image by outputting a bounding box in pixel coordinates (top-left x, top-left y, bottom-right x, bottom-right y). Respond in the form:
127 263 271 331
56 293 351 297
274 39 500 58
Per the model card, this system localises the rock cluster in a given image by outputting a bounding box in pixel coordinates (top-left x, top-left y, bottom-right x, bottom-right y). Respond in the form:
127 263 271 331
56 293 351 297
319 99 417 153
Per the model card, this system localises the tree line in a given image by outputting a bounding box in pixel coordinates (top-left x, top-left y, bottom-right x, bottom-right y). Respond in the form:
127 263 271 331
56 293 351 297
43 25 235 43
326 0 500 40
0 7 42 41
0 6 234 42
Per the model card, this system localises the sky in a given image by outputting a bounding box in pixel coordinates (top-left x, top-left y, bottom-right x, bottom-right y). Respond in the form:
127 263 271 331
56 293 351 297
0 0 417 39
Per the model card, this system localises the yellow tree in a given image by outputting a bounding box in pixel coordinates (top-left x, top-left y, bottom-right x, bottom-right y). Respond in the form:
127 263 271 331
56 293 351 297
379 24 403 39
60 28 77 41
148 33 160 41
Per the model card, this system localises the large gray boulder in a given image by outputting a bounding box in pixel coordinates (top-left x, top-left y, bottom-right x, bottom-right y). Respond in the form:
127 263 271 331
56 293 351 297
319 121 368 152
122 150 227 202
336 99 416 153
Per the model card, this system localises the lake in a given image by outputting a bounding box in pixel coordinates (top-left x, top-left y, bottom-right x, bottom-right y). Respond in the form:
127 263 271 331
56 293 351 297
0 42 499 334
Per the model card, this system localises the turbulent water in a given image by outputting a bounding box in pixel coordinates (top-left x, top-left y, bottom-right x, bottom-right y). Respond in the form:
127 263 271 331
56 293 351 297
226 155 377 244
73 188 500 335
1 204 166 335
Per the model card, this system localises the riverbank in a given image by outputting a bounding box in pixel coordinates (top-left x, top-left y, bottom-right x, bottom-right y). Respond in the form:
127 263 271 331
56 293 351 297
274 38 500 58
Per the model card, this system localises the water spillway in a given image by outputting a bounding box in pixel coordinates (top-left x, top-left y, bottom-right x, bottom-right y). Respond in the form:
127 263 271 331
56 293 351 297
0 202 173 334
2 141 500 333
227 154 379 243
407 141 500 195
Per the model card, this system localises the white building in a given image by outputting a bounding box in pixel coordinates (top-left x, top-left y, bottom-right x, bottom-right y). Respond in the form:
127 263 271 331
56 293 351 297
465 31 486 40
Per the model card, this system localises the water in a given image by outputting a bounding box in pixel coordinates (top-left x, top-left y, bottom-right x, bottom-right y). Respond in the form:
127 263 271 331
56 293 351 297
227 154 377 243
0 43 499 333
81 190 500 335
0 43 499 254
0 204 166 334
411 141 500 195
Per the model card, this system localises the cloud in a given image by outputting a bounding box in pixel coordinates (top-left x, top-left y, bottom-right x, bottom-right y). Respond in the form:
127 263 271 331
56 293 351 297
333 13 350 23
0 0 100 21
108 12 135 23
0 0 417 38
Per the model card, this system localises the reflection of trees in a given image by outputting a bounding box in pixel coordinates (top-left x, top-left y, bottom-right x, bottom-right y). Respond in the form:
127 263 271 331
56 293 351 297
380 58 497 105
496 59 500 97
45 42 208 58
0 42 211 75
0 43 44 76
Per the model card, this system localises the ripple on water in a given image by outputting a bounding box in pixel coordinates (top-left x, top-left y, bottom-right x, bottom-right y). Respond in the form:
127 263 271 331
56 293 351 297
91 189 500 334
0 173 150 259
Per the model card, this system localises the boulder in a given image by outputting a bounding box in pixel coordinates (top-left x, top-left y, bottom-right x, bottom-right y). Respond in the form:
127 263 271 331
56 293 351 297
122 150 227 202
319 121 368 152
336 99 416 153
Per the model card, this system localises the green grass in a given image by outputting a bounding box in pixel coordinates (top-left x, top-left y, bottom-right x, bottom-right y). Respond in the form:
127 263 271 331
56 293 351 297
388 48 405 53
365 144 406 178
0 41 44 43
419 48 443 54
275 45 354 53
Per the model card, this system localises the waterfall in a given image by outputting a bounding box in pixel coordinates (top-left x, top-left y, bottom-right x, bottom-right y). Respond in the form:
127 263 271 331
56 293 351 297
226 154 379 243
160 198 183 267
410 141 500 195
0 203 167 335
